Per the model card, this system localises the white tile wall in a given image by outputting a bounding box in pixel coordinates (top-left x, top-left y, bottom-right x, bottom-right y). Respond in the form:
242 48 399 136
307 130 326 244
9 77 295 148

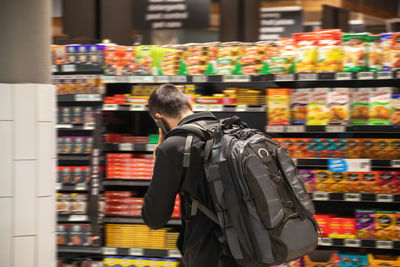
0 199 12 267
0 84 13 120
0 121 13 197
37 84 55 122
37 122 52 197
37 197 54 267
14 160 36 236
14 84 37 160
14 236 35 267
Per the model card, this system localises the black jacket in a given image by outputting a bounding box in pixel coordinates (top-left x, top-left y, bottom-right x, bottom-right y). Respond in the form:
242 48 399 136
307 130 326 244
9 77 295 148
142 112 237 267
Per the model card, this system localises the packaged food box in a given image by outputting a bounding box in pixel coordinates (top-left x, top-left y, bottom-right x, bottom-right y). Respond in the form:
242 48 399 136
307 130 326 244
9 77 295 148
306 138 319 158
360 139 375 159
369 87 392 125
343 33 368 72
69 224 92 246
308 88 329 125
57 224 69 245
70 193 87 215
292 138 309 158
368 34 383 71
381 33 392 71
391 32 400 70
391 94 400 125
294 32 318 73
61 107 72 124
315 138 332 158
345 172 361 193
315 170 331 192
331 138 347 159
350 88 370 125
290 89 309 125
303 250 339 267
360 172 378 193
329 218 355 239
328 88 350 125
376 171 396 194
267 89 290 125
395 211 400 240
57 193 71 214
316 30 343 73
338 254 368 267
355 209 375 239
375 210 395 240
368 254 400 267
330 172 347 193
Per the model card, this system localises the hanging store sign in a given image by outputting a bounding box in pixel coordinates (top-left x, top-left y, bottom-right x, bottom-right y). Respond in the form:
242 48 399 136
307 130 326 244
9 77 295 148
133 0 210 30
259 6 303 40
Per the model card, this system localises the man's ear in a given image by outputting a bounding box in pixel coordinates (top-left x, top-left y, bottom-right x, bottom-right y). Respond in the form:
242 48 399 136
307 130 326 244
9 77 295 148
155 113 163 119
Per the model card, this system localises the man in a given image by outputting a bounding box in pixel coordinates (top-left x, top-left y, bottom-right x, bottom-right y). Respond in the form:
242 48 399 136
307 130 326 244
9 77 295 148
141 84 236 267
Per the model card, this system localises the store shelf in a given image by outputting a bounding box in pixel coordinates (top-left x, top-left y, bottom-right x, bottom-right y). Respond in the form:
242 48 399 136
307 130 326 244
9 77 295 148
57 94 103 102
266 125 400 133
56 124 95 130
56 183 89 191
103 143 157 152
102 103 265 113
58 214 89 222
102 71 400 86
103 216 181 225
318 238 400 250
58 155 92 161
103 179 151 187
310 192 400 203
295 158 400 169
102 247 181 258
58 245 102 254
52 64 103 74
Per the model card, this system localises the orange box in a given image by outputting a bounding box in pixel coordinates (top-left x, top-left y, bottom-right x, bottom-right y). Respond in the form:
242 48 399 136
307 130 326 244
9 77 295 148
315 170 331 192
345 139 362 159
267 89 290 125
344 172 361 193
330 172 347 193
360 139 375 159
313 214 332 237
359 172 378 193
375 211 396 241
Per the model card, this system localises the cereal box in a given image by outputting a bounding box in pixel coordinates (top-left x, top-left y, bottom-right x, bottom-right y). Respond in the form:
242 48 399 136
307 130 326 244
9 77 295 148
292 138 309 158
329 218 355 239
355 209 375 239
391 94 400 125
290 89 309 125
267 89 290 125
338 254 368 267
360 139 375 159
328 88 350 125
308 88 329 125
294 32 318 73
369 87 392 125
350 88 370 125
377 171 396 194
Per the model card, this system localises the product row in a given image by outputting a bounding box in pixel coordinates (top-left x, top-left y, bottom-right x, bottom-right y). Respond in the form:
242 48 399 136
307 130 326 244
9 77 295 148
57 193 88 215
106 154 154 180
53 75 104 95
315 209 400 241
105 224 179 250
275 138 400 159
57 137 93 155
58 107 99 125
104 257 179 267
300 169 400 194
267 87 399 126
104 134 158 144
57 260 102 267
57 224 96 246
104 191 180 218
57 166 92 185
52 44 104 69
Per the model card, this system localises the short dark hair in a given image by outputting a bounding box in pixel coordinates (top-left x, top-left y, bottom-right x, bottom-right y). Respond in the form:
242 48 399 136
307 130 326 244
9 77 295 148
148 84 191 119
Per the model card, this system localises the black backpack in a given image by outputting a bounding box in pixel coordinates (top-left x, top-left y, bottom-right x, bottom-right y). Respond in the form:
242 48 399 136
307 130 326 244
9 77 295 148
167 116 318 266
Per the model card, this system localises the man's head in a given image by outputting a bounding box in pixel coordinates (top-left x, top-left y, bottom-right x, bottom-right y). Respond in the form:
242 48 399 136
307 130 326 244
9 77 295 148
148 84 193 131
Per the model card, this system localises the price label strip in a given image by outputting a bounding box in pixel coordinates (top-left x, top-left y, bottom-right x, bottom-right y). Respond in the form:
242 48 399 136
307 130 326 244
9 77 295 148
344 193 361 202
223 75 250 83
192 105 208 112
156 76 169 83
274 74 294 81
192 75 208 83
88 94 102 101
377 71 393 79
335 72 352 80
103 104 119 111
62 65 77 72
235 105 247 112
266 126 285 133
286 125 305 133
130 104 147 111
129 248 144 256
358 72 374 80
391 160 400 168
344 239 361 247
376 240 393 249
325 125 345 132
298 73 317 81
75 94 88 101
83 123 95 130
146 144 157 151
318 237 333 246
119 143 133 151
168 250 182 258
209 105 224 112
376 194 393 202
313 192 329 201
56 124 73 129
75 183 87 190
103 247 117 255
170 76 187 83
69 215 88 222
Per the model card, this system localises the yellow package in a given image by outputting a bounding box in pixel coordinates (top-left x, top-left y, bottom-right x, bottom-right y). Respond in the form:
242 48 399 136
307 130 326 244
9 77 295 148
267 88 290 125
315 170 331 192
308 88 329 125
330 172 347 193
294 33 318 73
375 211 395 241
104 257 120 267
368 254 400 267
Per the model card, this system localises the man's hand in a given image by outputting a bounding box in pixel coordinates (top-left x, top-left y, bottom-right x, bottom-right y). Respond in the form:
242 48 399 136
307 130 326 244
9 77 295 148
153 128 164 160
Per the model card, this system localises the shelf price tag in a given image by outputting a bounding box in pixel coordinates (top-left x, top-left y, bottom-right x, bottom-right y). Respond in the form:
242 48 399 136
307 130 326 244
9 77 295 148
344 239 361 247
56 124 73 129
313 192 329 201
376 194 393 203
169 76 187 83
69 215 88 222
75 183 87 190
56 183 61 190
83 123 95 130
223 75 250 83
52 65 58 73
335 72 352 80
130 104 147 111
298 73 317 81
209 105 224 112
318 237 333 246
103 247 117 255
377 71 393 79
325 125 345 132
129 248 144 256
192 105 208 112
156 76 169 83
192 75 208 83
103 104 118 111
75 94 88 101
62 64 77 72
88 94 102 101
344 193 361 202
274 74 294 81
376 240 393 249
119 143 133 151
142 76 155 83
358 72 374 80
286 125 305 132
266 125 285 133
145 144 157 151
235 105 247 112
391 160 400 168
168 250 182 258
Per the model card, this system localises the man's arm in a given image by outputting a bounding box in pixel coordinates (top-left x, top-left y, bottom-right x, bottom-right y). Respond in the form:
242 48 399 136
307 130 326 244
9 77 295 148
141 145 181 229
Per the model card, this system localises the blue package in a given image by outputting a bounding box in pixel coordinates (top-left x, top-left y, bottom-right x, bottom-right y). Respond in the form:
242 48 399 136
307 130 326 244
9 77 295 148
339 253 368 267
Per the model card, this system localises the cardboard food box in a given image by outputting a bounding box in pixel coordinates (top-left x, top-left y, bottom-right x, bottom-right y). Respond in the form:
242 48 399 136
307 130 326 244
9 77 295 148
308 88 329 125
368 254 400 267
355 209 375 240
375 211 396 241
338 253 368 267
267 88 290 125
350 88 370 125
369 87 392 125
290 89 309 125
328 88 350 125
303 250 339 267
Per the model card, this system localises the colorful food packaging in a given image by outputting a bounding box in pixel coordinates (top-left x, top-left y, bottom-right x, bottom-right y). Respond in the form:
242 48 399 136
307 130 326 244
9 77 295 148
328 88 350 125
329 218 355 239
375 211 395 240
216 43 242 75
316 30 343 73
343 33 368 72
338 254 368 267
369 87 392 125
390 32 400 70
360 172 378 193
368 34 383 71
267 89 290 125
294 32 318 73
345 139 362 159
267 38 295 74
391 94 400 125
135 46 155 75
290 89 309 125
292 138 309 158
299 170 316 192
350 88 370 125
308 88 329 125
313 215 332 237
355 209 375 239
315 170 331 192
330 172 347 193
303 250 339 267
377 171 397 194
381 33 393 71
238 45 263 74
375 139 391 159
345 172 361 193
395 211 400 240
368 254 400 267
